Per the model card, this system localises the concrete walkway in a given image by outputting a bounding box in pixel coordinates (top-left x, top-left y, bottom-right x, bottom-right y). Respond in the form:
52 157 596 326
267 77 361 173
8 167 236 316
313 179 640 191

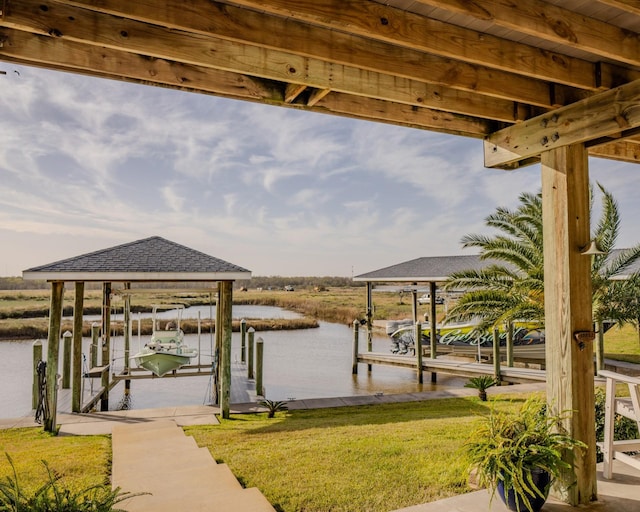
111 420 275 511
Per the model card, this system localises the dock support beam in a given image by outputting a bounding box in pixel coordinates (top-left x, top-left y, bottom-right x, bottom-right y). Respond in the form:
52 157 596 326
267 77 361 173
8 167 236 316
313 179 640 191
256 337 264 397
100 282 111 412
429 281 437 382
32 340 43 410
366 282 373 372
123 283 131 392
219 280 233 419
492 328 501 383
44 281 64 433
240 319 247 364
415 322 423 384
72 282 84 412
352 320 359 375
542 144 597 505
247 327 255 379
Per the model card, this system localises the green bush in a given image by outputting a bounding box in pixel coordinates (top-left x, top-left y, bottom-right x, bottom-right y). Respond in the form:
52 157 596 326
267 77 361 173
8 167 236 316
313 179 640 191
0 453 140 512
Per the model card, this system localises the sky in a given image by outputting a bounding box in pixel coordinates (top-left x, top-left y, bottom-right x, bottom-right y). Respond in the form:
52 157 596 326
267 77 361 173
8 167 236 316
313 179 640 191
1 63 640 278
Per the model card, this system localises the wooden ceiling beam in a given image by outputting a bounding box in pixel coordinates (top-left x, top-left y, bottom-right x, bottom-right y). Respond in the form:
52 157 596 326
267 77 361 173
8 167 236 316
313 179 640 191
484 78 640 168
1 0 519 122
0 28 495 138
52 0 558 108
596 0 640 17
588 140 640 163
410 0 640 66
226 0 598 89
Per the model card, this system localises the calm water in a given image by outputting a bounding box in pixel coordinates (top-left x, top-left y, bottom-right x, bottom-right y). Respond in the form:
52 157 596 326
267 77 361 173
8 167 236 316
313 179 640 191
0 306 466 419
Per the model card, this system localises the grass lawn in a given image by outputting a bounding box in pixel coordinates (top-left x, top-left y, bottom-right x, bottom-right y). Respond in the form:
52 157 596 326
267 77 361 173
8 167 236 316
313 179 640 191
604 323 640 363
0 396 530 512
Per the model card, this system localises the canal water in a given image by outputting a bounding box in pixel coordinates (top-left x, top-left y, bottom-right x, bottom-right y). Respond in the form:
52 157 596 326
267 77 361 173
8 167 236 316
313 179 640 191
0 306 466 419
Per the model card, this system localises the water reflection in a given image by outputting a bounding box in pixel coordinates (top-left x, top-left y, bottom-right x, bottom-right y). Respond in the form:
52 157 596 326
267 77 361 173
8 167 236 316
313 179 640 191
0 307 467 418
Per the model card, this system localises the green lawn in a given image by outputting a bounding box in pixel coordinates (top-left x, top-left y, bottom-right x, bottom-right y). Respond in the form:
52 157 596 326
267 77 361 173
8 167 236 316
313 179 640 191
605 323 640 363
0 396 530 512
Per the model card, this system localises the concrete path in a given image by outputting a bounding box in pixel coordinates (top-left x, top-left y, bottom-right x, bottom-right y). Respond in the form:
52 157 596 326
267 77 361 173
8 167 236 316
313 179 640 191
111 420 275 512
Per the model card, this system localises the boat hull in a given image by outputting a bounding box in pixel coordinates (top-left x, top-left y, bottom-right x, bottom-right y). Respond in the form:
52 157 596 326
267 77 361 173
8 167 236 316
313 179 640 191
132 351 194 377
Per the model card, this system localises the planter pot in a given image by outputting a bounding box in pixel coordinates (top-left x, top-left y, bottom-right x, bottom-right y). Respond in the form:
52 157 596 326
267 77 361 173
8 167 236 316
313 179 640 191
497 468 551 512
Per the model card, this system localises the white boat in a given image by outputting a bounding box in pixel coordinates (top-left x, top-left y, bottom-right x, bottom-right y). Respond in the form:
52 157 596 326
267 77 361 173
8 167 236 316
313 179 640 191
132 304 198 377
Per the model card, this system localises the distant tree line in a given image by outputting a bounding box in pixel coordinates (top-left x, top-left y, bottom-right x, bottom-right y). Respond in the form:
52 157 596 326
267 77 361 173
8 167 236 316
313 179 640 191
0 276 361 290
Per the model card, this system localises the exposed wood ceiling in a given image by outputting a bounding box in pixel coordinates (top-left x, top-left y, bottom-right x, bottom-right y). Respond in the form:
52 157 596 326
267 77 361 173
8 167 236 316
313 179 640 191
1 0 640 168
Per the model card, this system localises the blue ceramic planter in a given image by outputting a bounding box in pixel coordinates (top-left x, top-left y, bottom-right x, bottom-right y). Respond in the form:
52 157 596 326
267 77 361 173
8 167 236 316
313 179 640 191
497 468 551 512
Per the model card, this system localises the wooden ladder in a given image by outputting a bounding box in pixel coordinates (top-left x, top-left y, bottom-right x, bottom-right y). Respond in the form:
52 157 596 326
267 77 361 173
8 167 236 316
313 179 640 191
598 370 640 479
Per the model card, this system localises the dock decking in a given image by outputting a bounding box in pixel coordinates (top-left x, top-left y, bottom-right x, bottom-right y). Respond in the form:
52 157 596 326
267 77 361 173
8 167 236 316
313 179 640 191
358 352 547 383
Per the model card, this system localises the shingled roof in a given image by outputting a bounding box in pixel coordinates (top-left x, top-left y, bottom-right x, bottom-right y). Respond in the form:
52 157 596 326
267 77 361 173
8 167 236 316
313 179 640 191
355 250 640 283
353 255 499 283
22 236 251 282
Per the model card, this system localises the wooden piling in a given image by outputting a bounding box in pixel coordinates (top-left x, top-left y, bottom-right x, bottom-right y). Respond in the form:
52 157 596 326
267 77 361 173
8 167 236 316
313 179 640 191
90 323 100 368
123 283 131 391
32 340 43 410
62 331 72 389
506 321 514 368
366 282 373 372
256 337 264 396
247 327 255 379
44 281 64 433
219 280 233 419
101 282 111 412
596 320 605 373
415 322 423 384
493 328 501 383
240 318 247 364
72 282 84 412
352 320 359 375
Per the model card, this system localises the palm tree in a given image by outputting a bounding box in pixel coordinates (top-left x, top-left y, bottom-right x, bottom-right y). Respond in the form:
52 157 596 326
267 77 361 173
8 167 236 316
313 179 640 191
443 184 640 336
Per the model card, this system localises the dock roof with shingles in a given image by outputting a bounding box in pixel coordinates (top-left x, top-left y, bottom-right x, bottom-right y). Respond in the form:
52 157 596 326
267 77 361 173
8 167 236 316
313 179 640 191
353 255 500 283
22 236 251 282
355 250 640 283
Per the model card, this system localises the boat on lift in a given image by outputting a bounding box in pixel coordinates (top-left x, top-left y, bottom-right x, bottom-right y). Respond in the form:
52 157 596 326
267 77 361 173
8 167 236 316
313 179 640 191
132 304 198 377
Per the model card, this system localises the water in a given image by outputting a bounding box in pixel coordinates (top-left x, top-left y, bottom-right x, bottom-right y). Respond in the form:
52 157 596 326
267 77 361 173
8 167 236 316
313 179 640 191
0 306 466 419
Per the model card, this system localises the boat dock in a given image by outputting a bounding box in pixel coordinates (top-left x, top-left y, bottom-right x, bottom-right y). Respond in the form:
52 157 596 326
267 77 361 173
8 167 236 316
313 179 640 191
357 352 546 384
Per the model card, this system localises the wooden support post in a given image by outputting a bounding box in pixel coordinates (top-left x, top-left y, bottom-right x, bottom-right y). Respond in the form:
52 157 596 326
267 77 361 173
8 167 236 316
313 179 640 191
62 331 72 389
493 328 501 383
100 282 111 412
240 318 247 364
219 280 233 419
411 283 418 323
72 282 84 412
90 323 99 368
366 282 373 372
247 327 255 379
542 144 597 505
32 340 43 410
256 337 264 397
123 283 131 392
215 285 223 404
506 321 514 368
44 281 64 433
352 320 359 375
430 281 438 383
415 321 423 384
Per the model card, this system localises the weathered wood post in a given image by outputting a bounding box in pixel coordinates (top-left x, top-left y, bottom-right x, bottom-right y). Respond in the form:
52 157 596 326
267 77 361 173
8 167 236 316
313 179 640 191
352 320 359 375
542 144 596 505
219 280 233 419
62 330 72 389
493 328 501 383
123 283 131 392
415 321 423 384
240 318 247 364
256 337 264 396
72 282 84 413
215 286 223 405
247 327 255 379
44 281 64 433
100 282 111 412
366 282 373 372
90 323 99 368
411 283 418 323
32 340 43 410
506 321 514 368
430 281 438 383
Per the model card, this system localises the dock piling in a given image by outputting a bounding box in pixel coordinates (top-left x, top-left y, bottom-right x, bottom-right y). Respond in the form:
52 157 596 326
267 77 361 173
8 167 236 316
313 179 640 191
352 320 359 375
247 327 255 379
256 337 264 397
32 340 43 410
240 319 247 364
415 322 423 384
62 331 72 389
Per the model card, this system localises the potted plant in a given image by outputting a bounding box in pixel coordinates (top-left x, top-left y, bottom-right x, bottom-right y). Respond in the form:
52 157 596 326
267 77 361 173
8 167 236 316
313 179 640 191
464 375 497 401
465 398 586 512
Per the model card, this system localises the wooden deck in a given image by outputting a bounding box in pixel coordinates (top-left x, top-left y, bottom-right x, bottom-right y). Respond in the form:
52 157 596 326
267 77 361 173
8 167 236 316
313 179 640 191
358 352 546 384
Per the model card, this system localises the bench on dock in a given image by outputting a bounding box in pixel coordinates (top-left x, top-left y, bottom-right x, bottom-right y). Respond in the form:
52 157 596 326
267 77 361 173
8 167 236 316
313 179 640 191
84 365 110 378
598 370 640 479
